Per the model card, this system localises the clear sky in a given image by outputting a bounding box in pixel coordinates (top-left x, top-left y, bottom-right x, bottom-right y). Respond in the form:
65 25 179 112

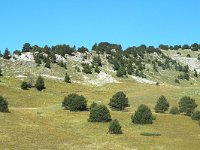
0 0 200 52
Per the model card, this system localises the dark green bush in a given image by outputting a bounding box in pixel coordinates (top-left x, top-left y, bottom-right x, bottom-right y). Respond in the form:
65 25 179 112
21 81 28 90
132 104 153 124
178 96 197 116
35 76 45 91
170 106 180 115
108 119 122 134
62 93 87 111
0 96 9 112
0 67 2 76
191 110 200 121
109 91 129 111
155 95 169 113
88 104 111 122
64 73 71 83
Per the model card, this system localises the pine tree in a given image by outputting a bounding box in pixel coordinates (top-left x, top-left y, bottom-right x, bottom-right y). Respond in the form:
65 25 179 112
64 73 71 83
0 96 9 112
155 96 169 113
21 81 28 90
108 119 122 134
45 59 51 69
0 67 2 76
35 76 45 91
3 48 11 59
109 91 129 111
132 104 153 124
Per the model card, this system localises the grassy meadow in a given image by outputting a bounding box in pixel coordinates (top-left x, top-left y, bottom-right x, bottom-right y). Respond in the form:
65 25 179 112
0 76 200 149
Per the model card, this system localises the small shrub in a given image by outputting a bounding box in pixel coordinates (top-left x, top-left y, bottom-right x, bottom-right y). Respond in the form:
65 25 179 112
21 81 28 90
191 110 200 121
178 96 197 116
35 76 45 91
186 54 191 57
88 104 111 122
0 96 9 112
170 106 180 115
0 67 2 76
109 91 129 111
62 93 87 111
155 95 169 113
108 119 122 134
132 104 153 124
64 73 71 83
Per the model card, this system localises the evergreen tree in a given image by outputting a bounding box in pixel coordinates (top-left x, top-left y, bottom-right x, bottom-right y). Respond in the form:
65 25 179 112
22 43 32 52
108 119 122 134
64 73 71 83
132 104 153 124
178 96 197 116
191 110 200 121
0 96 9 112
62 93 87 111
116 66 126 77
94 66 100 73
155 96 169 113
109 91 129 111
88 104 111 122
82 63 92 74
45 59 51 69
0 67 2 76
3 48 11 59
35 76 45 91
21 81 28 90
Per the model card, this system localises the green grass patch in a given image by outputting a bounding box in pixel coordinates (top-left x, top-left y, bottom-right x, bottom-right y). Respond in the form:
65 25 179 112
140 132 161 136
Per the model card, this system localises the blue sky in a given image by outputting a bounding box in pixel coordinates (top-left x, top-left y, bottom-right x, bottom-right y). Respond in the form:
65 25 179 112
0 0 200 52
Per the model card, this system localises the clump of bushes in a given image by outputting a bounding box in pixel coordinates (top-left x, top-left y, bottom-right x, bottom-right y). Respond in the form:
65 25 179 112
155 95 169 113
109 91 129 111
0 96 9 113
62 93 87 111
88 104 111 122
132 104 153 124
108 119 122 134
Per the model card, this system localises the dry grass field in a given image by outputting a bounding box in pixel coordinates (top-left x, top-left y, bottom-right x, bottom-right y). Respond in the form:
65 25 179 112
0 76 200 149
